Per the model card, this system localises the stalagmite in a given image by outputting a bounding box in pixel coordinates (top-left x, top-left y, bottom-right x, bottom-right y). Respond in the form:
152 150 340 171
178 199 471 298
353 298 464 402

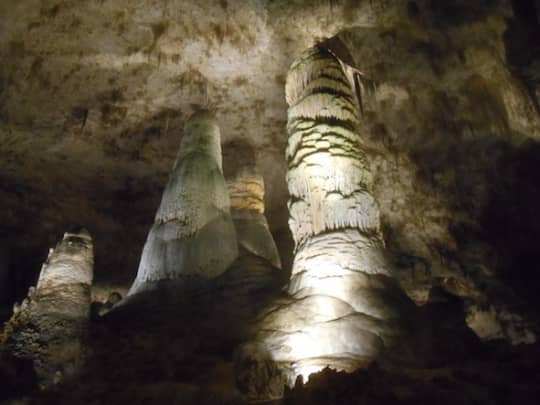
227 169 281 269
127 110 238 296
239 46 414 397
1 229 94 387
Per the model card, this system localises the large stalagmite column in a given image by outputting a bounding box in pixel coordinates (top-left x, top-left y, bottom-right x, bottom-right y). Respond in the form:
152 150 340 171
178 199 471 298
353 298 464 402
250 47 414 387
227 169 281 269
128 110 238 296
1 229 94 387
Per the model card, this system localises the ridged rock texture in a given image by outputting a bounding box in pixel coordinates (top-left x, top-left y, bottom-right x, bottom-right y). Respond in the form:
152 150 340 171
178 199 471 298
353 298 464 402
227 168 282 269
245 46 415 392
1 229 94 388
127 110 238 296
1 1 540 403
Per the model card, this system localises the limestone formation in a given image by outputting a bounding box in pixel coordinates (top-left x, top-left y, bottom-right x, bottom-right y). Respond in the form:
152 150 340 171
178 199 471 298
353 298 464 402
1 229 94 388
227 169 282 269
127 111 238 296
1 2 539 356
242 47 414 393
91 291 123 318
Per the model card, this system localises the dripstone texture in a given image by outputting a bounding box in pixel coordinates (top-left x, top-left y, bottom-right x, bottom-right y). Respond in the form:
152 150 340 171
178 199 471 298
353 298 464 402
0 2 540 403
227 169 282 268
240 47 414 394
127 110 237 295
0 2 539 342
1 229 94 388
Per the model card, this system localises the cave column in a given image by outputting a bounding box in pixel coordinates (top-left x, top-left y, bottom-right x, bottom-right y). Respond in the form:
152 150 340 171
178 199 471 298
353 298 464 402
227 168 282 268
1 229 94 387
253 46 413 386
127 110 238 296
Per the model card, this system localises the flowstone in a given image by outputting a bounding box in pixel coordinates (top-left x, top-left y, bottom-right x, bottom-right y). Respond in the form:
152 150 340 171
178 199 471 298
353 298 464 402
1 229 94 388
127 111 238 295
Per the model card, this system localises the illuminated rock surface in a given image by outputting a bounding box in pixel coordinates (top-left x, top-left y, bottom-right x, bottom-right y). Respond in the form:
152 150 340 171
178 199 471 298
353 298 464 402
127 110 237 295
228 169 282 268
68 253 286 405
1 229 93 388
0 1 538 344
237 46 439 400
238 47 414 398
0 0 540 403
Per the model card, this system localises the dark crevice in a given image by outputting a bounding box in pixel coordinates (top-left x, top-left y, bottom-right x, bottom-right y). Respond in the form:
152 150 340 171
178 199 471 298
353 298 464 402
504 0 540 112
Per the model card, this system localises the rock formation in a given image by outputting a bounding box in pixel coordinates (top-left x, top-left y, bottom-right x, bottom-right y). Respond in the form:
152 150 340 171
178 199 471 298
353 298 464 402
1 1 540 403
91 291 123 318
1 229 94 388
240 47 415 396
1 1 539 349
127 111 238 296
227 168 282 269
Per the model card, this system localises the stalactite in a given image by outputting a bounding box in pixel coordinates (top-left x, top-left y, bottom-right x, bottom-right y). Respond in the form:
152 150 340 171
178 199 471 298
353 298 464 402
127 110 238 296
1 229 94 388
227 168 282 269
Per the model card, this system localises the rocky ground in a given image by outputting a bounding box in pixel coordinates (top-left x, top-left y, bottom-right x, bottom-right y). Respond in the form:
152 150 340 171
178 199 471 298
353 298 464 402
2 275 540 404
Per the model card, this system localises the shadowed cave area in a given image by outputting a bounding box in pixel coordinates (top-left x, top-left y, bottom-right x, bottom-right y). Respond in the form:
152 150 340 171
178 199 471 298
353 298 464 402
1 0 540 404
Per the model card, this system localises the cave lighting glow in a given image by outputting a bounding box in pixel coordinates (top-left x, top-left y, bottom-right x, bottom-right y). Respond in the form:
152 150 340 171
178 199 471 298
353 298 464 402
293 364 324 384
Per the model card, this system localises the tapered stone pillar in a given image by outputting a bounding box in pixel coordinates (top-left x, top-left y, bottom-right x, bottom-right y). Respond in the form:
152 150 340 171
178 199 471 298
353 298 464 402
128 111 238 296
243 47 414 393
227 169 281 269
1 229 94 387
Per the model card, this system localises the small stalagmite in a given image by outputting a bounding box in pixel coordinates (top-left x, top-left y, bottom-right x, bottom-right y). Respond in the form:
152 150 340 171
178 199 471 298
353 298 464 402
1 229 94 387
227 169 281 269
240 46 414 398
127 110 238 295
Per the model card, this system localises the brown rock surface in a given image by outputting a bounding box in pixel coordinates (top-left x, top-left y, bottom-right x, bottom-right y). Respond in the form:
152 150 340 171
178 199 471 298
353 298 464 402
1 0 540 403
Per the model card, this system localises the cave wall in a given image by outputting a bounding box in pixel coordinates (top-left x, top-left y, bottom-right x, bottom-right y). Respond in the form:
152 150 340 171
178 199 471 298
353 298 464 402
0 0 539 341
330 0 540 340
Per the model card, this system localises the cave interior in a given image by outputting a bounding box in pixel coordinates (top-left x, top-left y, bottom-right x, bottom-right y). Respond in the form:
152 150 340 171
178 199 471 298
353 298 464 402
1 0 540 404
